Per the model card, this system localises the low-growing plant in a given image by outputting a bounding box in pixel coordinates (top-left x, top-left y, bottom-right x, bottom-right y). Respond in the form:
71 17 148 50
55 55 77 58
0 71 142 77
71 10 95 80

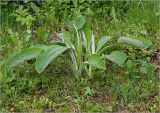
11 5 35 30
4 15 152 79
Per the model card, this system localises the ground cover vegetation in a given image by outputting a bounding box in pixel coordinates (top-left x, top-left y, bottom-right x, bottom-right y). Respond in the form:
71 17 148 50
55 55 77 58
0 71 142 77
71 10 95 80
0 0 160 112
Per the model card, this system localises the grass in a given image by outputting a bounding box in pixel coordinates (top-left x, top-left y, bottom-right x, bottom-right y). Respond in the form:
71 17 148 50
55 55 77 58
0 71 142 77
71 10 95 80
1 65 159 112
0 1 160 112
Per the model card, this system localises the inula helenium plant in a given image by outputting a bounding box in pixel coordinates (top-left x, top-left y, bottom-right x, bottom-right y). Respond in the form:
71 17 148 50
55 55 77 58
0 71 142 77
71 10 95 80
5 15 152 78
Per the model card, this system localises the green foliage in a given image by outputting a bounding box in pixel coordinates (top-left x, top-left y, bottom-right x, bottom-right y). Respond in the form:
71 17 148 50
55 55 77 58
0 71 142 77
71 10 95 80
11 5 35 29
35 45 68 73
5 47 44 68
96 36 111 53
68 15 86 30
37 27 47 43
88 54 106 69
1 1 159 112
5 15 152 79
118 37 152 49
105 51 127 66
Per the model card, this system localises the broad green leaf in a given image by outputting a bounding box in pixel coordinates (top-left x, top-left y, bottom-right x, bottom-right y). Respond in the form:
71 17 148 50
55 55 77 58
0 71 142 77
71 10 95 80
138 37 152 49
82 23 91 47
5 47 44 68
74 25 82 67
118 37 143 48
67 21 75 31
62 30 72 48
88 54 106 69
105 51 127 66
118 37 151 49
35 45 68 73
74 15 85 29
96 36 111 53
30 44 47 49
68 15 85 30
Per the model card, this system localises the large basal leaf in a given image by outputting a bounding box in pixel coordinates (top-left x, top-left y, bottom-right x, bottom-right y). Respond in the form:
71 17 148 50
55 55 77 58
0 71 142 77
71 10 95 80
5 47 44 68
74 15 85 30
82 23 91 47
138 37 152 49
118 37 151 49
88 54 106 69
96 36 111 53
68 15 85 30
35 45 68 73
105 51 127 66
